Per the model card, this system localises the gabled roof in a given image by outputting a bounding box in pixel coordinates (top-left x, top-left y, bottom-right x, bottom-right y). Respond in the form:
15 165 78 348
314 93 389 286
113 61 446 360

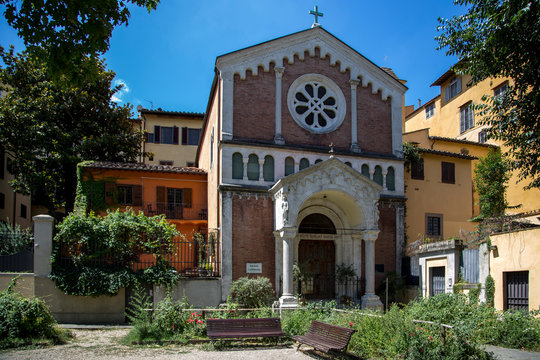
80 161 206 175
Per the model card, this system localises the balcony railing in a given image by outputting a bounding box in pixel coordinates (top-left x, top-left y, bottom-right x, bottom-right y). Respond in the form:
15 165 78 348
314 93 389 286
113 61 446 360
144 202 207 220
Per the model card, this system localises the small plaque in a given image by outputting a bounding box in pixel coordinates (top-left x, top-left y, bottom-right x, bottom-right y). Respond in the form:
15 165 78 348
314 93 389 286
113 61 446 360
246 262 262 274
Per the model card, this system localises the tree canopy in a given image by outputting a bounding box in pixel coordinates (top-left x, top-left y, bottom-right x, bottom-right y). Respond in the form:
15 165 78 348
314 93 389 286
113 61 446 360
0 0 159 80
437 0 540 188
0 47 144 213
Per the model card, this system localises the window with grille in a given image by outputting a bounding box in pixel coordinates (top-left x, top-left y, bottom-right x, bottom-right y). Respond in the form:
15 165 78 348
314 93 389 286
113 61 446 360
441 161 455 184
426 214 443 238
460 103 475 133
494 82 508 101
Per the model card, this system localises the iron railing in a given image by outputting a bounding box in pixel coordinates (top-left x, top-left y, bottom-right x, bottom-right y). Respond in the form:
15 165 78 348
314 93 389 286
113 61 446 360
297 275 362 303
144 202 207 220
0 231 34 272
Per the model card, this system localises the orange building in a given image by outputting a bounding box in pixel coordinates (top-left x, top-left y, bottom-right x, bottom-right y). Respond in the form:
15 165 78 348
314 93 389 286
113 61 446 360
77 161 213 276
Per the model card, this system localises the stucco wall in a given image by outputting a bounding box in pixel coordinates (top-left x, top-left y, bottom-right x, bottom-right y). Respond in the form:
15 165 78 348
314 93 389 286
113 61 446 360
0 273 34 298
490 228 540 311
154 278 221 308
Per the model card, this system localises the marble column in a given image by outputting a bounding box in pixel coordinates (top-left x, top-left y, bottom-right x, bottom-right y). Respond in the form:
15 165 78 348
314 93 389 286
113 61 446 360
349 79 361 152
258 159 265 181
274 66 285 144
361 230 383 309
278 227 298 308
242 157 248 179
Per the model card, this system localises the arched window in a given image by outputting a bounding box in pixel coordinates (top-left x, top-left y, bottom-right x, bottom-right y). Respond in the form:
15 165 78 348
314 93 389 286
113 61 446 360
361 164 370 178
299 158 309 170
386 167 395 191
232 153 243 179
247 154 259 181
373 166 383 186
263 155 274 181
345 161 352 167
285 157 295 176
314 159 322 164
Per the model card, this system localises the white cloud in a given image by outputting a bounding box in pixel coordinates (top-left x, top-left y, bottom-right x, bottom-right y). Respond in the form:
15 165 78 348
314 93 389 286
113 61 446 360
111 79 130 103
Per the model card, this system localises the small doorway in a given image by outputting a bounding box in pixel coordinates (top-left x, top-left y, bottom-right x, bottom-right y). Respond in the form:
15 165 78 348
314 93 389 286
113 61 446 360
429 266 445 296
297 213 337 300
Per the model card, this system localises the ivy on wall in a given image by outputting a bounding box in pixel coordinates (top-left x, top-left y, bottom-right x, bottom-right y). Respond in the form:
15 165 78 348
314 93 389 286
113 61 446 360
74 161 120 213
50 209 180 296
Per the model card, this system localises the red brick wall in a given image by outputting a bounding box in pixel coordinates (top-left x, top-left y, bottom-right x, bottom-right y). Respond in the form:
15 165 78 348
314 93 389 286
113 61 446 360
231 194 276 288
374 204 397 290
232 48 393 154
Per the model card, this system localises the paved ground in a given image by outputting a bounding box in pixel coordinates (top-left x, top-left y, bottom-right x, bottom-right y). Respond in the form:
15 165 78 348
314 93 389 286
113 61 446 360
0 328 539 360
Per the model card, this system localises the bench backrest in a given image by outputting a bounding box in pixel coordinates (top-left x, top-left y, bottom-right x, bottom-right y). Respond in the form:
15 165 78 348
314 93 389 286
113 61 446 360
306 320 357 350
207 317 283 333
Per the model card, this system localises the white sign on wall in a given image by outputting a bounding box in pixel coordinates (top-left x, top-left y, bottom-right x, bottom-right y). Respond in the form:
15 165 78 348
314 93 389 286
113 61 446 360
246 262 262 274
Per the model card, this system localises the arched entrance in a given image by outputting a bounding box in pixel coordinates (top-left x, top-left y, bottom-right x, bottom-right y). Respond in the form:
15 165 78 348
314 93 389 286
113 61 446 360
298 214 336 299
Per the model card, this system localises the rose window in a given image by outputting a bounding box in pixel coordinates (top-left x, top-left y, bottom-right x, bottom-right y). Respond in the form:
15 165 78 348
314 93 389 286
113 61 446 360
287 74 346 134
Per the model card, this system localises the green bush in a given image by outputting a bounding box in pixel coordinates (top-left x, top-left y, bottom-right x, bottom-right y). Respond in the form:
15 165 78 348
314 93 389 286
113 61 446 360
228 277 274 308
485 275 495 307
0 279 69 349
281 300 337 336
50 209 179 296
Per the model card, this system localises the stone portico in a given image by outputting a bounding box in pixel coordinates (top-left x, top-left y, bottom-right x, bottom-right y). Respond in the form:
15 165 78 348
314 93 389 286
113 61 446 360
271 158 384 309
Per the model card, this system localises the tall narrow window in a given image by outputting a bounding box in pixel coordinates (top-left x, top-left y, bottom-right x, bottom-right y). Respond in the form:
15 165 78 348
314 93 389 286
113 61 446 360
445 77 462 101
247 154 259 180
285 157 295 176
441 162 455 184
373 166 383 186
494 82 508 101
460 102 475 133
232 153 243 179
426 214 443 238
411 158 424 180
425 103 435 119
386 167 395 191
182 127 201 145
117 186 133 205
361 164 370 178
478 130 487 144
299 158 309 170
263 155 274 181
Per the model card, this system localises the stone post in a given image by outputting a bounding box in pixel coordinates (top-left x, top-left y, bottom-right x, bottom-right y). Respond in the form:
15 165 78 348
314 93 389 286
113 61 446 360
274 66 285 144
242 157 248 180
361 230 383 310
278 227 297 308
33 215 55 277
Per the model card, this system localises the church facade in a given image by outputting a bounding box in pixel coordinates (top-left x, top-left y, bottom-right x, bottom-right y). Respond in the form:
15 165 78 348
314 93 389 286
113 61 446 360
196 27 407 308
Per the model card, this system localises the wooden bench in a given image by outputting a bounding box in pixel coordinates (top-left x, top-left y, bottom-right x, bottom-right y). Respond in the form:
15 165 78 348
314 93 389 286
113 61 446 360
206 317 286 340
292 320 357 353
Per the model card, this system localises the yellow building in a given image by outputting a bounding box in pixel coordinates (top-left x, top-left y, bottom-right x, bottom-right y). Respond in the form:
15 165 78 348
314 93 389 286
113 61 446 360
136 107 204 168
0 147 31 228
403 129 486 247
404 69 540 216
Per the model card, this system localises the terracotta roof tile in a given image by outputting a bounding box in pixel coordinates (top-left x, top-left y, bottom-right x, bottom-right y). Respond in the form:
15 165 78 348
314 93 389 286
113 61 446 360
81 161 207 175
418 148 477 160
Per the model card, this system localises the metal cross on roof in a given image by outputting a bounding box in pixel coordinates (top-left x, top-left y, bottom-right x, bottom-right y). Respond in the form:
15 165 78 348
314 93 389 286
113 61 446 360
309 6 323 27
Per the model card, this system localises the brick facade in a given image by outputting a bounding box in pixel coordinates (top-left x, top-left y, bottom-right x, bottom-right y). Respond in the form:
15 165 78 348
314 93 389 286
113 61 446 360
374 203 397 290
231 194 276 286
233 48 393 154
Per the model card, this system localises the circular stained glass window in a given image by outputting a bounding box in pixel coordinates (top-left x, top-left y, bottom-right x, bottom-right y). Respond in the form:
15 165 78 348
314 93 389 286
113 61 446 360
287 74 346 134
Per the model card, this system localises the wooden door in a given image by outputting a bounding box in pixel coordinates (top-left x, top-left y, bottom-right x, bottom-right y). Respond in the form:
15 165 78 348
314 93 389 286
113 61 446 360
298 240 335 299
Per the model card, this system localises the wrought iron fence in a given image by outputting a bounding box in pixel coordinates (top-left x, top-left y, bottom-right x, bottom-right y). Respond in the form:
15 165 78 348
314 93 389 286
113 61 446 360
55 232 220 278
144 202 207 220
0 231 34 272
297 275 362 303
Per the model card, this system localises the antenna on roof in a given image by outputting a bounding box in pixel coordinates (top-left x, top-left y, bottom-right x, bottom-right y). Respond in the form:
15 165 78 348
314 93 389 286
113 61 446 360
144 99 154 109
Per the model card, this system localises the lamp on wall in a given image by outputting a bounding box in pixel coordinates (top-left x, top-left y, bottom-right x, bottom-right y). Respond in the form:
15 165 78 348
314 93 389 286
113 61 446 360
448 277 453 287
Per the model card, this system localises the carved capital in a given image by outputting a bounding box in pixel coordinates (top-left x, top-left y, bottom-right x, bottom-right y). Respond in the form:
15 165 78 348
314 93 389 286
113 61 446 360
349 79 360 89
274 66 285 79
363 229 380 241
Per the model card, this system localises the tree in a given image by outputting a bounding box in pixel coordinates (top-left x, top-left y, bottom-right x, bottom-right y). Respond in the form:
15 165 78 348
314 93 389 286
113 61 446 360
437 0 540 188
0 47 144 213
473 148 511 219
0 0 159 80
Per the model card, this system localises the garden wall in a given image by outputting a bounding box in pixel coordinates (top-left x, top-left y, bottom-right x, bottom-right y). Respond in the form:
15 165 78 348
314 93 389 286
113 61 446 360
154 278 221 308
0 273 34 298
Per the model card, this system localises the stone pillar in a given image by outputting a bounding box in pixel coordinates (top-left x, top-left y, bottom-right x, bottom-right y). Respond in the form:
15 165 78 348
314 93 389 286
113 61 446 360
278 227 297 308
361 230 383 310
242 157 248 179
258 159 265 181
33 215 55 277
349 79 361 152
220 71 234 141
395 203 405 276
382 168 388 191
274 66 285 144
351 233 363 281
221 192 233 302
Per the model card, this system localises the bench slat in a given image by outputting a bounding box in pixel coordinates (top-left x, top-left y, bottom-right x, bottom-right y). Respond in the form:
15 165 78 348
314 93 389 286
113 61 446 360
293 320 357 353
207 317 286 340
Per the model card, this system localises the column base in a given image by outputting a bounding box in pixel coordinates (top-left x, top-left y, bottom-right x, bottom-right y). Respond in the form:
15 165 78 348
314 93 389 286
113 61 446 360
361 294 383 310
279 295 298 309
350 143 361 153
274 134 285 145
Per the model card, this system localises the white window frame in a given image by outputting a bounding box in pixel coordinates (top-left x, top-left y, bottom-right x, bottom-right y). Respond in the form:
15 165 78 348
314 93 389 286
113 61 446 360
445 77 462 102
425 103 435 119
460 102 475 133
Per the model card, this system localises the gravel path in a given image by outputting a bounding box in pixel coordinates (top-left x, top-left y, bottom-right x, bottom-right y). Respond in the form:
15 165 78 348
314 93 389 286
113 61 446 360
0 329 315 360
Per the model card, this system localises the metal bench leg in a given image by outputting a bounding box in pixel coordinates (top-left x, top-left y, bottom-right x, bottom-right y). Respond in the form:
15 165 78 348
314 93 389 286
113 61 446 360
296 342 302 352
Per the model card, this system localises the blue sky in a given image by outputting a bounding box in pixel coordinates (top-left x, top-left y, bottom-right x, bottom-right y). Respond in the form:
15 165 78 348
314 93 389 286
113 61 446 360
0 1 466 114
